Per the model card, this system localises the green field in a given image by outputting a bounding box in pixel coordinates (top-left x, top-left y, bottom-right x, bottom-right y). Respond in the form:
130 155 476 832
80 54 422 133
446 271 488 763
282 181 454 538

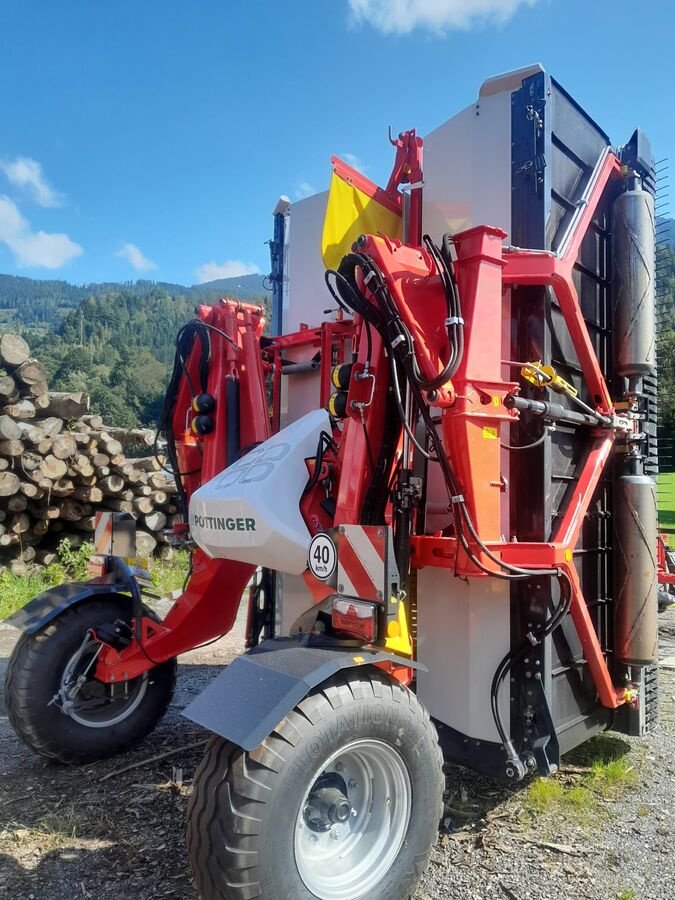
659 472 675 533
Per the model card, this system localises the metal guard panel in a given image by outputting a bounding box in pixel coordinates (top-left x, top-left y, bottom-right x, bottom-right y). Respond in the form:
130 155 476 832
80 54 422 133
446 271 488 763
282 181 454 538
3 575 133 634
182 637 423 751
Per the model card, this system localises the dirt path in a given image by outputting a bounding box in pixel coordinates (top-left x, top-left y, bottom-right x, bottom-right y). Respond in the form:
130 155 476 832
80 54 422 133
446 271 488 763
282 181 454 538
1 605 673 900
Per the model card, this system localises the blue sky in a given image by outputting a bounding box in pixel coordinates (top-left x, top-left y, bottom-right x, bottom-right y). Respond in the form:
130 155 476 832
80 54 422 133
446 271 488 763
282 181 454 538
0 0 672 286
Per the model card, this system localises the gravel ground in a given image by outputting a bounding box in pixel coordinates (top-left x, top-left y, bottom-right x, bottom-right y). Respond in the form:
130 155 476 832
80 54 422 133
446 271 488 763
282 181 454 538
0 601 673 900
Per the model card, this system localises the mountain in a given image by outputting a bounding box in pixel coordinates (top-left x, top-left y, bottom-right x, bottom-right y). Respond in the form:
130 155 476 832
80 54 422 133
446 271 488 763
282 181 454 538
0 271 271 428
0 272 268 328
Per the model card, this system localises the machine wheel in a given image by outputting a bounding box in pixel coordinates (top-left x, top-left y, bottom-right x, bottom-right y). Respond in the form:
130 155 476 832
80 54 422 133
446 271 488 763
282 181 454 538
4 595 177 764
187 667 444 900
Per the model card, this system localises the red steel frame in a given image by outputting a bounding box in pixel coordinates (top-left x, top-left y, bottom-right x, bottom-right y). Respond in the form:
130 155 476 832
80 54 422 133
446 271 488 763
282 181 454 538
94 308 357 683
412 149 629 709
95 147 631 714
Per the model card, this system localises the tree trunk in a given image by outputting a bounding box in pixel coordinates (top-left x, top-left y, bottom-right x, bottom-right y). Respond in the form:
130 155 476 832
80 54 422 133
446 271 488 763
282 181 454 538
42 391 90 419
144 510 167 532
0 472 20 496
0 439 24 457
15 358 48 386
99 474 124 494
133 496 154 515
0 374 17 400
40 455 68 480
0 415 21 441
135 530 157 556
51 433 78 460
38 416 64 437
7 494 28 512
0 334 30 368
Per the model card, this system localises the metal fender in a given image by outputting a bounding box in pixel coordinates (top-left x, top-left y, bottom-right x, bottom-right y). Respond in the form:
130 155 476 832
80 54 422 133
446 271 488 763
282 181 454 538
182 636 424 751
3 568 138 635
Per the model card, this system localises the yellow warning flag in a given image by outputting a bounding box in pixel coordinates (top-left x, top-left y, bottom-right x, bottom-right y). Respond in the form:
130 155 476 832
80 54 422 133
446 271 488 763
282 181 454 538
321 161 401 271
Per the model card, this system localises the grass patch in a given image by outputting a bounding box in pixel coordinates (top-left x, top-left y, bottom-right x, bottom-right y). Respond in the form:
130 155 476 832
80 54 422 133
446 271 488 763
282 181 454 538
0 539 94 620
617 890 636 900
523 733 637 827
524 777 595 824
658 471 675 533
149 550 190 597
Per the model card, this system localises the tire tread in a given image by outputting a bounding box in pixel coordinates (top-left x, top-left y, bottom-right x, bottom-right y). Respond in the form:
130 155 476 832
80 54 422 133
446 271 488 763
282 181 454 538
187 666 444 900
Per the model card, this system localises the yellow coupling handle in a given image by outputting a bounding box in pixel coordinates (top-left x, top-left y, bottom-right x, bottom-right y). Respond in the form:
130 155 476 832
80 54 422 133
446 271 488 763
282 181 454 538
521 361 578 398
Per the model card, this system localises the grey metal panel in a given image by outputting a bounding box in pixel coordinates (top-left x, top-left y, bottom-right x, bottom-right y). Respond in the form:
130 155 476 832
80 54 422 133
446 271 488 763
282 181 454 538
182 637 423 751
510 70 615 754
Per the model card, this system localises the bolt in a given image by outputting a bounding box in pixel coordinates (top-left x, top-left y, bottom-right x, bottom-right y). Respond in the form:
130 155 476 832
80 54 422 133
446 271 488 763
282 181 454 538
535 672 542 681
351 808 358 817
330 830 340 841
310 834 319 845
338 584 344 593
385 797 391 807
348 778 358 790
335 761 344 772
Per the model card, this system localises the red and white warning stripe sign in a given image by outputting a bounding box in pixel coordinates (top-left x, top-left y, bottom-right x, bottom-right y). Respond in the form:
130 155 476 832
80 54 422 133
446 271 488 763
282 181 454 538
94 511 114 555
337 525 386 602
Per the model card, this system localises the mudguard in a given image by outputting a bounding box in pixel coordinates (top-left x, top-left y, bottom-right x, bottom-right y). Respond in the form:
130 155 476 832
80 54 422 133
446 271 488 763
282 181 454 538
3 568 138 635
182 636 424 751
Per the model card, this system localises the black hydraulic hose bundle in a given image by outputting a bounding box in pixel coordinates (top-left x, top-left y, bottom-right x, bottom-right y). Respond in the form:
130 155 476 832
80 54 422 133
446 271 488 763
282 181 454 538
155 320 213 518
330 235 573 760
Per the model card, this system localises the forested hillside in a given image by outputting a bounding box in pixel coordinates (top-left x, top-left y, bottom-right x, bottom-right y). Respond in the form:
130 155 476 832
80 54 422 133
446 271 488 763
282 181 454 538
0 272 267 328
10 283 271 427
1 226 673 434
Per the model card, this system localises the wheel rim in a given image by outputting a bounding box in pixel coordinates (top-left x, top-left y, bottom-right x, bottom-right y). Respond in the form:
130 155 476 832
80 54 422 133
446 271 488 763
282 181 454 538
294 739 412 900
59 638 149 728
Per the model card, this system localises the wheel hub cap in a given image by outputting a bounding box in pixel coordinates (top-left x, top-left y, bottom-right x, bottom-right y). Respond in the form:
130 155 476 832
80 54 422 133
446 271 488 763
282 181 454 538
294 739 412 900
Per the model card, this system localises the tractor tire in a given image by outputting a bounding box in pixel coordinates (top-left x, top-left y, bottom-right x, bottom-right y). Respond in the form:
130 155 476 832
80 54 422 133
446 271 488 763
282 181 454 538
187 666 444 900
5 595 177 765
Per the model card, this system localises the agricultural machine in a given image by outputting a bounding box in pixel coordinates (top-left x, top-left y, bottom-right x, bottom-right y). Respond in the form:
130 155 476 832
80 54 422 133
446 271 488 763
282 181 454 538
4 65 662 900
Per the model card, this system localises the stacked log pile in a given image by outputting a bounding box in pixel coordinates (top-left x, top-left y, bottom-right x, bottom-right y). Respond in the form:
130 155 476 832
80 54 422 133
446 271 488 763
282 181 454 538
0 334 180 575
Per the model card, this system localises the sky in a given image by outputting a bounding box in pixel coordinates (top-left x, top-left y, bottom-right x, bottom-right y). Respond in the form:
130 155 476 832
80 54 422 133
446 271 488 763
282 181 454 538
0 0 673 286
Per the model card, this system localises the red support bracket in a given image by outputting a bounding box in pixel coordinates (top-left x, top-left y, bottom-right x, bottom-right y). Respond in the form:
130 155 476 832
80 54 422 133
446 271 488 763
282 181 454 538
502 149 622 417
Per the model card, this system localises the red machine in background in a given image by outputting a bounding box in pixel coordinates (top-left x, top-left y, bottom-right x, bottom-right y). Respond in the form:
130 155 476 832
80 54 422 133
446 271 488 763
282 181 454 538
4 66 662 900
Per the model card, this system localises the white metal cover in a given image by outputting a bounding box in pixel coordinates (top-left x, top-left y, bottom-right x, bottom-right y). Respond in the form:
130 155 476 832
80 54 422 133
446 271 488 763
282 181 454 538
190 408 330 574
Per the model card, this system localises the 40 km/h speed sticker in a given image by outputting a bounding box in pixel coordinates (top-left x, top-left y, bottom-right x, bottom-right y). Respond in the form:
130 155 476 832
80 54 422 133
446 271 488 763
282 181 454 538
308 533 337 581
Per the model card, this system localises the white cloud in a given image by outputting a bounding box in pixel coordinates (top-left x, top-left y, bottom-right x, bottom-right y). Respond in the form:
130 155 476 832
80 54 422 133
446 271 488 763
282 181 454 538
116 241 158 272
295 181 316 199
342 152 367 174
0 156 63 207
347 0 538 33
195 259 262 284
0 195 82 268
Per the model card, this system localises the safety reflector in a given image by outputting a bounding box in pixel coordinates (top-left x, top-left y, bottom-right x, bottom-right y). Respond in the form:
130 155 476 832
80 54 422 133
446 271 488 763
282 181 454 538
332 596 377 643
321 158 401 271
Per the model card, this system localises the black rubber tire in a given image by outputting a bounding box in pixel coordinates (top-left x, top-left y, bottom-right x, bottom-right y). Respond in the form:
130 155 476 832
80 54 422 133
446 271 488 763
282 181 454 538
187 666 444 900
4 595 177 765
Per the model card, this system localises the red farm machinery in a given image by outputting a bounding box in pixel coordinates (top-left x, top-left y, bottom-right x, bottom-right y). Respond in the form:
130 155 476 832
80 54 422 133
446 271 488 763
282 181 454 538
4 65 663 900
